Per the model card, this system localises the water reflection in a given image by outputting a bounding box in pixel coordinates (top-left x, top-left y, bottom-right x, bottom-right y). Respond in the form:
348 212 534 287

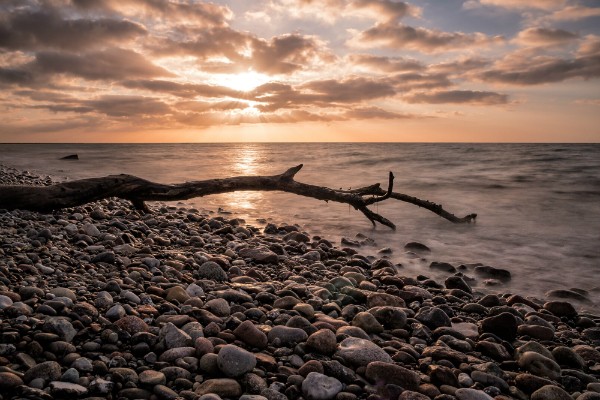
233 145 260 175
228 144 265 211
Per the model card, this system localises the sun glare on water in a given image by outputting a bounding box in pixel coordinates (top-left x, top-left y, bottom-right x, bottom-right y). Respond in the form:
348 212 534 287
214 71 270 92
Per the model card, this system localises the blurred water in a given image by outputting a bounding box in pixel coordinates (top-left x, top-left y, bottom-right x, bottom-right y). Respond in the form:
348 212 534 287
1 143 599 302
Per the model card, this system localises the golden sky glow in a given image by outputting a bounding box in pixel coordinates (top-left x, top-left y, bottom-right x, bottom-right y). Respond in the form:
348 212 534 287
0 0 599 142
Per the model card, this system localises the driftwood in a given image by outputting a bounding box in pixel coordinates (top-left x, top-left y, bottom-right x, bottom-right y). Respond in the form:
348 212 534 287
0 164 476 229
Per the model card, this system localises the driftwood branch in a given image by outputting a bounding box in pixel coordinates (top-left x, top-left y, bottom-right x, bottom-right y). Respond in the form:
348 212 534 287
0 165 476 229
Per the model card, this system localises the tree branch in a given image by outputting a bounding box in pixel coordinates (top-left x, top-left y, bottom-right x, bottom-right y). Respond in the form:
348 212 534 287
0 165 476 228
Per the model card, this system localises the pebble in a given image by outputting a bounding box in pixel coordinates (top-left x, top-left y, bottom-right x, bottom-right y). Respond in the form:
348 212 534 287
216 344 256 377
0 166 598 400
302 372 343 400
336 337 393 366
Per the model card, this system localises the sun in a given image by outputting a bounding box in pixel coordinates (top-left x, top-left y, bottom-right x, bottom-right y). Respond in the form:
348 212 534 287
213 71 270 92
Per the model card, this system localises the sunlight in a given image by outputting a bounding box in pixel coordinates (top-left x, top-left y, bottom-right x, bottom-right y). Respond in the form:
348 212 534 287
212 71 270 92
233 145 260 174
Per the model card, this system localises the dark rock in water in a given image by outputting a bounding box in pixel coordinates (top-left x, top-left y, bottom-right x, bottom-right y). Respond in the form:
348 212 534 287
445 276 472 293
60 154 79 160
404 242 431 253
546 289 590 303
543 301 577 318
474 265 511 281
430 262 456 273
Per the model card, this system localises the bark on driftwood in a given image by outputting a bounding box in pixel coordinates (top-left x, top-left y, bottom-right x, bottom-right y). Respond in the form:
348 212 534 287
0 164 476 229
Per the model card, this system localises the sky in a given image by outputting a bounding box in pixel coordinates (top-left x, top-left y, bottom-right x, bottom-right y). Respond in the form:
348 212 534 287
0 0 599 143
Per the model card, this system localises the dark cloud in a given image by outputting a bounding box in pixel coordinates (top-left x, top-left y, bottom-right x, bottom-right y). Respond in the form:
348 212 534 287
350 0 417 22
386 72 453 91
0 8 146 51
32 48 173 81
344 106 413 119
352 22 503 53
85 95 172 117
516 27 579 46
0 67 34 85
349 54 424 72
250 77 396 112
302 77 396 102
71 0 232 27
405 90 508 105
480 51 600 85
121 80 242 99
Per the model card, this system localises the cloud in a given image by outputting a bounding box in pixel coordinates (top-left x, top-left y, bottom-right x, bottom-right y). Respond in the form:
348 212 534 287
71 0 233 27
121 79 242 99
85 95 172 117
0 8 146 51
404 90 509 105
250 34 335 74
464 0 566 11
344 106 413 119
545 6 600 21
348 0 420 22
515 27 579 47
251 77 396 112
480 45 600 85
350 22 504 53
151 29 334 75
349 54 424 72
32 48 174 81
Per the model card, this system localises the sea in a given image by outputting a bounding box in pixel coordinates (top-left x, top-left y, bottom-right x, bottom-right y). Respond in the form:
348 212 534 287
1 143 599 304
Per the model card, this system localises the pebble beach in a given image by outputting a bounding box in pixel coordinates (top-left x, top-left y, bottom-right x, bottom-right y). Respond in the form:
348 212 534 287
0 164 599 400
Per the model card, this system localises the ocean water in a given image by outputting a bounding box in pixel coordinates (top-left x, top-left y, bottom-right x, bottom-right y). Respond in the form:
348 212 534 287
1 143 599 303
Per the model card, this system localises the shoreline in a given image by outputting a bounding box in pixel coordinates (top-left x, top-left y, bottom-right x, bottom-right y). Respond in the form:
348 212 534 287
0 164 599 400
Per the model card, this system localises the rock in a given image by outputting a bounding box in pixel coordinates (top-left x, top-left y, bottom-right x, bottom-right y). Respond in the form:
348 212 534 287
544 301 577 318
186 283 205 297
552 346 586 369
162 322 192 349
351 311 383 334
154 384 178 399
365 361 420 390
115 315 149 334
90 378 114 394
445 276 472 293
205 298 230 317
196 261 228 281
24 361 62 383
267 326 308 346
455 388 494 400
239 247 278 264
301 372 343 400
366 292 405 308
159 347 196 363
217 344 256 377
106 304 126 320
415 307 451 329
480 312 518 341
234 320 268 349
336 337 392 367
139 370 166 386
404 242 431 253
518 351 561 380
474 265 511 280
0 295 13 309
49 381 88 396
515 341 555 361
166 286 190 303
518 324 554 340
307 329 337 354
43 317 77 342
92 251 116 264
369 306 407 329
196 379 242 397
0 372 23 389
50 287 77 301
531 385 572 400
398 391 430 400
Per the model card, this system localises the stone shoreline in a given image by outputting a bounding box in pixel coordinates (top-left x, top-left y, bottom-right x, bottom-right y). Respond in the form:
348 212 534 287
0 164 599 400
